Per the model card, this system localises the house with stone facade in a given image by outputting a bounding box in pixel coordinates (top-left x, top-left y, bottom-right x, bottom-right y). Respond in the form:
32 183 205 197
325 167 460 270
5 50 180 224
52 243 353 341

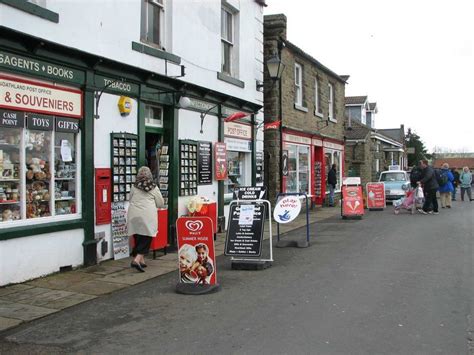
345 96 377 128
263 14 347 206
345 119 406 185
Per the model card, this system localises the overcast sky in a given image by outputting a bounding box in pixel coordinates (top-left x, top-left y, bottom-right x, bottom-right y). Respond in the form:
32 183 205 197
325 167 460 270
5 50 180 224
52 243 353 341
264 0 474 153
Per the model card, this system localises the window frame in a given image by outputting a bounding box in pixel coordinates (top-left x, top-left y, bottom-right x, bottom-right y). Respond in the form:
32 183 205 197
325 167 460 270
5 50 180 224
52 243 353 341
314 77 323 118
141 0 165 49
221 6 234 76
328 83 336 122
144 103 164 128
285 143 311 194
294 63 303 106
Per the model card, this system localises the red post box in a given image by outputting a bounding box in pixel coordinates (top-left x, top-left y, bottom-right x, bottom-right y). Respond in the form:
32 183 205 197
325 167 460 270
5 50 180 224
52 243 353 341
95 168 112 225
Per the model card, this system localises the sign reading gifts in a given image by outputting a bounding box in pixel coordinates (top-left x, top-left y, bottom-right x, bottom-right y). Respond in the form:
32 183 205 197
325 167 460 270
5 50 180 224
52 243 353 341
176 216 217 286
214 142 227 180
342 185 365 217
366 182 386 210
0 75 82 118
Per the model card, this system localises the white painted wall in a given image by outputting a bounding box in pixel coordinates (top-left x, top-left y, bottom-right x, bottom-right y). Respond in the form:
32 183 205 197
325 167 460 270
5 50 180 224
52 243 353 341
177 109 219 218
0 229 84 286
0 0 264 105
94 93 138 261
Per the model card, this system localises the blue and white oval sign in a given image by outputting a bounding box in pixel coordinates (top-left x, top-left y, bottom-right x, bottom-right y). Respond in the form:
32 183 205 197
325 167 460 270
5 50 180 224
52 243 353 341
273 196 302 224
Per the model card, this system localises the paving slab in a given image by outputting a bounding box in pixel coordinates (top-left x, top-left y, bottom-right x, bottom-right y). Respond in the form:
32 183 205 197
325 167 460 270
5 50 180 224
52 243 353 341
0 284 34 297
25 272 100 290
0 287 51 303
79 265 125 275
100 266 175 286
64 280 128 296
0 317 22 331
0 300 58 321
41 293 97 310
12 290 77 307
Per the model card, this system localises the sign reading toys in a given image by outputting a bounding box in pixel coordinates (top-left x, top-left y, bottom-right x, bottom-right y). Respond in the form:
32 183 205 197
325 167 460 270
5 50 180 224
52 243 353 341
0 74 83 118
176 216 217 286
342 185 365 217
214 142 227 180
366 182 386 210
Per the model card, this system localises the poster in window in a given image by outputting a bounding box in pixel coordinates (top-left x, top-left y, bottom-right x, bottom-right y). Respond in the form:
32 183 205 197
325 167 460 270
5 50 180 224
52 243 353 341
214 142 227 180
282 150 289 176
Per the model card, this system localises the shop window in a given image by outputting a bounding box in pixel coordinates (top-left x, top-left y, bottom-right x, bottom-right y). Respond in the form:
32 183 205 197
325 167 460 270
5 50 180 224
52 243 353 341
144 104 163 128
285 144 310 194
141 0 165 49
226 151 246 194
325 149 342 191
221 5 235 76
0 114 80 225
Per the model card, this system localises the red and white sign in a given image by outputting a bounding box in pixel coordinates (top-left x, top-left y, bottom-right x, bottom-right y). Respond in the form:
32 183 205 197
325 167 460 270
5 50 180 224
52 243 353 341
224 122 251 140
176 216 217 286
273 196 302 224
366 182 386 209
0 74 82 118
342 185 365 217
214 142 227 180
264 120 281 130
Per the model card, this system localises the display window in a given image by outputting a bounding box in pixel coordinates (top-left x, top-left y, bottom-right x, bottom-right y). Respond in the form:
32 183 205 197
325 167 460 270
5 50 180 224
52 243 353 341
285 144 310 194
226 151 247 195
0 112 81 225
325 149 343 191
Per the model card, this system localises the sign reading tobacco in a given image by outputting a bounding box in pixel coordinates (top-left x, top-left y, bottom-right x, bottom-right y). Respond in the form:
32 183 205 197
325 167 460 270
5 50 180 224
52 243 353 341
0 75 83 118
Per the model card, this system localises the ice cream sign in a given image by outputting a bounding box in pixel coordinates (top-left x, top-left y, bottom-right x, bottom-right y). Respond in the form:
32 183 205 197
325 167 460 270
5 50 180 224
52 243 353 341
273 196 302 224
341 185 365 217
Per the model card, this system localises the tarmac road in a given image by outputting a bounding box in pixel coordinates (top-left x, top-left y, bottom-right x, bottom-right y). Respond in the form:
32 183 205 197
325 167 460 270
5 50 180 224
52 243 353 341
1 201 473 354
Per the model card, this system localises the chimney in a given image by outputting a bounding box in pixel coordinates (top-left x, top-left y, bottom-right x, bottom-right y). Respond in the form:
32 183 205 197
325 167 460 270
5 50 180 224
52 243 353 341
264 14 287 41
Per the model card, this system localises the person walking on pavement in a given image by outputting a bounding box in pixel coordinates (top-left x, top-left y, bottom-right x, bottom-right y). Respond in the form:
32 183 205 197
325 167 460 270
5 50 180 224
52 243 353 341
459 166 473 202
417 159 439 215
127 166 164 272
451 167 460 201
327 164 337 207
438 163 454 208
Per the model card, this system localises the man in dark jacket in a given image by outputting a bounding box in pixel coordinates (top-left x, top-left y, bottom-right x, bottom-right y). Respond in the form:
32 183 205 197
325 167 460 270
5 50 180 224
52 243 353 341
327 164 337 207
451 168 460 201
417 159 439 214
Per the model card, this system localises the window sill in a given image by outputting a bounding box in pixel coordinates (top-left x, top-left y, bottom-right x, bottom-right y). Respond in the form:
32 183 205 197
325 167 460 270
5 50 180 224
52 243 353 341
314 111 324 118
328 117 337 123
217 72 245 88
294 104 308 113
0 0 59 22
131 42 181 65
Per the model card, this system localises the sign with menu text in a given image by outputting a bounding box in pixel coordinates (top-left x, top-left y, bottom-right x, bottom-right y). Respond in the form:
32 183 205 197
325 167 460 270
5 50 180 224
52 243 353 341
214 142 227 180
198 141 212 185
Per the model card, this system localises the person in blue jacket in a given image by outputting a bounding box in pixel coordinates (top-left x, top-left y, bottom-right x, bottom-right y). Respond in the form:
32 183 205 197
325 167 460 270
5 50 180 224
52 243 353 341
438 163 454 208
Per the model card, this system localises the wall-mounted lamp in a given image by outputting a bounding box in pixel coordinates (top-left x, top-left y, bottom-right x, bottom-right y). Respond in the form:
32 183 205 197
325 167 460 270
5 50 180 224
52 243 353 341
199 104 219 134
144 89 191 109
256 53 285 91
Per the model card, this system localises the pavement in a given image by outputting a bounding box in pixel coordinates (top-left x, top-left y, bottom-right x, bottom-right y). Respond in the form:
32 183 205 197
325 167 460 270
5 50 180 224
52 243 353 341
0 205 341 333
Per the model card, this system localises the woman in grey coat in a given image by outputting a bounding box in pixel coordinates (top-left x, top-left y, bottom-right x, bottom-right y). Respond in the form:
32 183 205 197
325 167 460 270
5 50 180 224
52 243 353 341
127 166 164 272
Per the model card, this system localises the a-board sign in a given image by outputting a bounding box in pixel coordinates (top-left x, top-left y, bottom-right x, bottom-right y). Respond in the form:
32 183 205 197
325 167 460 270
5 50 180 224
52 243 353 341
214 142 227 180
198 141 212 185
342 176 361 185
176 216 217 285
225 202 266 257
273 195 302 224
366 182 386 209
342 185 365 216
232 186 266 200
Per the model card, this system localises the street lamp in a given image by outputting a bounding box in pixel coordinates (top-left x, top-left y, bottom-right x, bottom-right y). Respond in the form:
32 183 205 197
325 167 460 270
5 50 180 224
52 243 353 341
256 53 285 90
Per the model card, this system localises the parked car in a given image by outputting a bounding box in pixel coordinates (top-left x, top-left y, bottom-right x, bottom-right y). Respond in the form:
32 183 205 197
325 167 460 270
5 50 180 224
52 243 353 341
378 170 410 202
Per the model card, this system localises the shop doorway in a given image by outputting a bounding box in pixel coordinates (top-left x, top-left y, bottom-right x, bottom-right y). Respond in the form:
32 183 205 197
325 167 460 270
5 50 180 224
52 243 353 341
145 132 162 182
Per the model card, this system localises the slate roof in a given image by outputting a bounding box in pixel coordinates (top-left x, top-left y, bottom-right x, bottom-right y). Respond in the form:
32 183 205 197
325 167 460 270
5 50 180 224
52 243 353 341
340 75 350 83
283 39 346 83
433 158 474 169
378 128 402 143
345 118 371 140
345 96 368 105
369 102 377 111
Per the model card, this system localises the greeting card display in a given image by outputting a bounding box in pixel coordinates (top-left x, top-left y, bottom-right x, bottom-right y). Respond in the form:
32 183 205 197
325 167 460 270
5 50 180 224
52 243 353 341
158 144 169 207
179 141 198 196
111 133 138 202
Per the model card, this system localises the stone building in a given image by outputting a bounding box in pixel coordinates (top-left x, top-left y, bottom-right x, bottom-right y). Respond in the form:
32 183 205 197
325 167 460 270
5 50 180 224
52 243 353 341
263 14 347 205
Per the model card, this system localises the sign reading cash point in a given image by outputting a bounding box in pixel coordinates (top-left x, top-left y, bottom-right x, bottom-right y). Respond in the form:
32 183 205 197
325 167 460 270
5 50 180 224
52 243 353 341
273 196 302 224
0 75 82 118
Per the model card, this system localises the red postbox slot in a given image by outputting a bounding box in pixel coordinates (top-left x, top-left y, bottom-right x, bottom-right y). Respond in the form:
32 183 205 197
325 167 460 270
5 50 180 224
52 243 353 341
95 168 112 225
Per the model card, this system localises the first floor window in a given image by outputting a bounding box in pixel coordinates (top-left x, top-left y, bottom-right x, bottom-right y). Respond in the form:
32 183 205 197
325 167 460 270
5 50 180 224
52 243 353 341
221 6 234 75
142 0 165 48
328 83 335 121
314 77 322 115
294 63 303 106
285 144 310 193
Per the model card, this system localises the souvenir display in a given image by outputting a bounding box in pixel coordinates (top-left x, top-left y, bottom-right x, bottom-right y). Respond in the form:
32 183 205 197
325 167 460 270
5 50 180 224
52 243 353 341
0 127 22 222
314 162 322 198
54 132 77 216
179 141 198 196
111 202 129 260
111 133 138 202
158 144 170 207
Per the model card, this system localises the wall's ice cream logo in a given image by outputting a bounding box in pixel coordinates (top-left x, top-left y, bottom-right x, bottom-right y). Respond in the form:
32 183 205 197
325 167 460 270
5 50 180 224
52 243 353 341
185 220 203 232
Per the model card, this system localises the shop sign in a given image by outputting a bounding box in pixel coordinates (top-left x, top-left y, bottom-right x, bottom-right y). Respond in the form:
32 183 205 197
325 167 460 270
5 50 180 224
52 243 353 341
0 75 83 118
177 216 217 285
342 176 361 185
0 50 85 84
198 141 212 185
282 150 289 176
55 116 80 133
225 202 266 257
283 133 311 145
187 98 218 115
94 75 140 97
26 113 53 131
224 137 251 152
0 109 24 128
366 182 386 210
312 138 323 146
323 141 344 150
233 186 266 200
342 185 365 217
214 142 227 180
224 121 252 140
273 196 302 224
